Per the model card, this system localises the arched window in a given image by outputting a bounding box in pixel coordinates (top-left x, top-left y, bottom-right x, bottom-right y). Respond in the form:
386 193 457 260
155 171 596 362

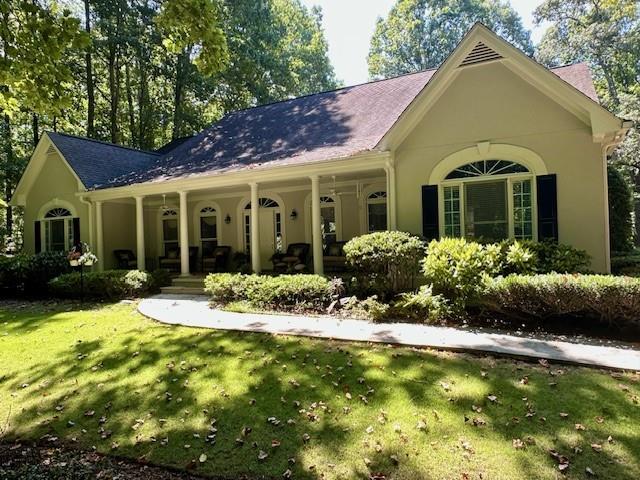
367 191 387 232
199 206 218 256
161 209 179 254
42 208 74 252
442 160 533 241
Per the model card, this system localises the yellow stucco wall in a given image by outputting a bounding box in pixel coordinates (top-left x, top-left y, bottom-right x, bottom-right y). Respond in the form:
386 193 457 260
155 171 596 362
102 202 136 270
23 151 88 255
395 63 608 271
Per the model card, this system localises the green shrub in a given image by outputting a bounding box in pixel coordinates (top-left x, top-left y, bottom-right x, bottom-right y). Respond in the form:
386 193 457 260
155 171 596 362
343 231 425 299
498 241 537 275
480 274 640 327
0 252 71 296
49 269 153 300
247 274 337 310
341 296 390 322
394 285 453 323
204 273 339 311
608 164 634 252
204 273 256 303
150 269 173 291
519 240 590 273
422 238 501 306
611 249 640 276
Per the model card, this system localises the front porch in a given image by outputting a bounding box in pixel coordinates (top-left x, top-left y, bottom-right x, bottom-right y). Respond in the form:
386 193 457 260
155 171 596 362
90 162 398 277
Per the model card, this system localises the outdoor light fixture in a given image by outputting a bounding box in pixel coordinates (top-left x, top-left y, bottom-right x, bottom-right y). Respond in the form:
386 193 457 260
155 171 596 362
290 209 298 220
224 214 231 224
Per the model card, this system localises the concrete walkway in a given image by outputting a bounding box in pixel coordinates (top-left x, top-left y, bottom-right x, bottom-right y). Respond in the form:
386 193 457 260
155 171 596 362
138 294 640 371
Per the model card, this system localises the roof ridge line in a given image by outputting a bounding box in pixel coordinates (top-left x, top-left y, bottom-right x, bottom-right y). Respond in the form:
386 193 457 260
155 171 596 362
46 131 160 156
226 68 439 116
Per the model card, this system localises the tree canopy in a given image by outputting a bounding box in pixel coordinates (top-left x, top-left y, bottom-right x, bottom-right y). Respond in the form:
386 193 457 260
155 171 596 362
0 0 337 246
367 0 533 79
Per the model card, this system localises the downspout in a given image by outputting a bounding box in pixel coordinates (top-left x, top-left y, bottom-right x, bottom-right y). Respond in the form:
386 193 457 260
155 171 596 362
79 196 95 251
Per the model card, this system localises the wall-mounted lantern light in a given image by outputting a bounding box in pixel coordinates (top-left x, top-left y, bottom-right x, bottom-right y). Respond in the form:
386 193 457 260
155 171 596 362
224 214 231 224
290 209 298 221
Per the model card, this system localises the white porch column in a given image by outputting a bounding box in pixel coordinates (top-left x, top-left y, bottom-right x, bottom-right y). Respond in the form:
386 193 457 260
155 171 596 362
179 191 190 276
135 196 146 270
250 182 261 273
310 175 324 275
96 201 104 272
386 162 397 230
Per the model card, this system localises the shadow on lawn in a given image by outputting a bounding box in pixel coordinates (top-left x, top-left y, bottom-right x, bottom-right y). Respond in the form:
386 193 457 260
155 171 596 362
3 306 639 479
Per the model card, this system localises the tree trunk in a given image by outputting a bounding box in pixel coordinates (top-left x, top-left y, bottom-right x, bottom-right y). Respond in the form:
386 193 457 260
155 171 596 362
2 115 13 237
84 0 95 138
172 49 189 140
634 173 640 247
125 62 136 147
108 42 120 144
137 50 151 149
597 59 620 108
32 113 39 147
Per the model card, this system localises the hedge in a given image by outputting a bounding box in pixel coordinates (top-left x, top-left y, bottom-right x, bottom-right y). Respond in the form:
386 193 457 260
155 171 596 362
49 269 161 300
479 274 640 327
0 251 71 295
204 273 341 311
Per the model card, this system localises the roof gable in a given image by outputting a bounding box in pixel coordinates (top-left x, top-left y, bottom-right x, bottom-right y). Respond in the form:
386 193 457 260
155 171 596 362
377 23 623 150
47 132 159 189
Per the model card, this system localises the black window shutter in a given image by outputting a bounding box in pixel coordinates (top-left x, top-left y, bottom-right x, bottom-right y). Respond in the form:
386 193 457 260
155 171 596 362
34 221 41 253
422 185 439 240
536 174 558 242
73 217 81 246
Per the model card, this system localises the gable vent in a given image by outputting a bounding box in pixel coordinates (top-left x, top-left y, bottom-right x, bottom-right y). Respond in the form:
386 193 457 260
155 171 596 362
459 42 502 67
47 145 57 155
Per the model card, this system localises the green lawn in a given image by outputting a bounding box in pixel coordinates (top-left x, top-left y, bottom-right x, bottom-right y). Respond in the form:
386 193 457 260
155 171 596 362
0 301 638 480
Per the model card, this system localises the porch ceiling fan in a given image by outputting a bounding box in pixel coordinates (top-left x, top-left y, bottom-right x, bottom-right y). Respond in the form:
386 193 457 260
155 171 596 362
328 175 356 197
160 194 171 212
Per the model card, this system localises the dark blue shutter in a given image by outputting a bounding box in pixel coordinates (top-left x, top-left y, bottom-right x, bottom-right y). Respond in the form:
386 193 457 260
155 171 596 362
536 174 558 242
422 185 439 240
73 217 81 247
34 221 41 253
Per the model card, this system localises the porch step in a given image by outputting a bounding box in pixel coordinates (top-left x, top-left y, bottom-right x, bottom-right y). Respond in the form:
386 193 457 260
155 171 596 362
160 286 206 295
160 276 206 295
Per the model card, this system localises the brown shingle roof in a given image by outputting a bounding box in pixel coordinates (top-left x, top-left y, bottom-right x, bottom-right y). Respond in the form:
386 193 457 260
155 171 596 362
49 63 600 190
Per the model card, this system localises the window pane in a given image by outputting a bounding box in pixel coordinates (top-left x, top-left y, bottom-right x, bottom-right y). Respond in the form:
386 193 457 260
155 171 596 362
443 185 461 237
200 216 217 240
368 203 387 232
513 179 533 240
163 219 178 242
464 180 507 241
50 219 66 251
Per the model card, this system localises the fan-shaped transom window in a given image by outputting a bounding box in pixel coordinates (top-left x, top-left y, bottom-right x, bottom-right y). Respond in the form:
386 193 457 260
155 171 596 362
44 208 72 218
368 191 387 200
445 160 529 180
320 196 334 204
162 209 178 217
245 198 279 209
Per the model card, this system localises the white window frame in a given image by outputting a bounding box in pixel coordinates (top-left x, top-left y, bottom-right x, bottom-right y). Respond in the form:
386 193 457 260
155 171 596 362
193 201 223 254
42 209 74 252
160 208 180 254
304 193 343 244
438 172 537 241
241 196 283 255
366 190 388 233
